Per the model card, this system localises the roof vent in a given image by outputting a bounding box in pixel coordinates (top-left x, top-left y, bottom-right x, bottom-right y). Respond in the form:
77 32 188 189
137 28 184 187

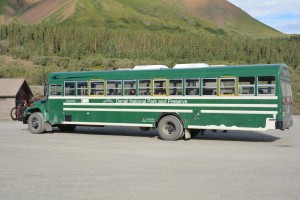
117 68 131 70
173 63 209 69
210 65 227 67
133 65 169 70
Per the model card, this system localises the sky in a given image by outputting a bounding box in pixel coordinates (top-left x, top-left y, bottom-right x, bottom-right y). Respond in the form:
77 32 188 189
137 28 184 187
227 0 300 34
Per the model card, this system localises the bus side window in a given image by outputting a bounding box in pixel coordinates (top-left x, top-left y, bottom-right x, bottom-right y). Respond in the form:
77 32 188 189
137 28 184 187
90 81 104 96
64 81 75 96
220 78 236 95
138 80 151 96
153 80 167 95
169 79 183 96
77 81 88 96
124 80 136 96
49 84 62 96
258 76 276 95
238 77 255 95
107 80 122 96
202 79 217 95
185 79 199 96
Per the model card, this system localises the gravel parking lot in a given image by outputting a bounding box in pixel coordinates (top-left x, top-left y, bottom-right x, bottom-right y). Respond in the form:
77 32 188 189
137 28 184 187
0 116 299 200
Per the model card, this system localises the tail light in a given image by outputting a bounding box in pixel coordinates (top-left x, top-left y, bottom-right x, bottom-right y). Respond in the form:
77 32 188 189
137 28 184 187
282 98 291 105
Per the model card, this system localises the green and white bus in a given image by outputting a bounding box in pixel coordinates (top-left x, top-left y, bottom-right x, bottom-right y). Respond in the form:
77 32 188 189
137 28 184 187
23 63 293 140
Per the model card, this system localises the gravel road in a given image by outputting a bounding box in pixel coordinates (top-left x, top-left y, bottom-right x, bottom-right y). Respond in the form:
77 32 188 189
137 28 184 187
0 116 299 200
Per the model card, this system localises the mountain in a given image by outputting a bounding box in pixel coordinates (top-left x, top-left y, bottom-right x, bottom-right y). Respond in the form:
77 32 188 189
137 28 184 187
0 0 283 37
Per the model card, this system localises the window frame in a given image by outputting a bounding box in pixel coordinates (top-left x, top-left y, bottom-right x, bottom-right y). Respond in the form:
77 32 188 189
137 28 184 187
153 79 167 96
89 80 105 96
219 78 236 96
64 81 76 96
185 78 200 96
124 80 137 96
76 81 88 96
257 76 276 96
202 78 217 96
49 84 62 96
238 77 255 96
169 79 183 96
138 79 151 96
106 80 122 96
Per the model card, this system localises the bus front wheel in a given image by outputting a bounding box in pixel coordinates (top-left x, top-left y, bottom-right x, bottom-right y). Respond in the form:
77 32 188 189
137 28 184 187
28 112 46 134
158 115 183 141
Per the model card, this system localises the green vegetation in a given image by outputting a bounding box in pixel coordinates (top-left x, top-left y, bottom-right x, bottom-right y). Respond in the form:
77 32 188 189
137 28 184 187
0 0 10 13
0 22 299 113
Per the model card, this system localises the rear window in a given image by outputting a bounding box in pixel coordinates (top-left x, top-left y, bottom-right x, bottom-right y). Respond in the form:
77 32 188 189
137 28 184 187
258 76 275 95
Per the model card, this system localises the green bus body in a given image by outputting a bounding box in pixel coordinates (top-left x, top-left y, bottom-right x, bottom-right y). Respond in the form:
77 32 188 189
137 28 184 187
24 64 293 139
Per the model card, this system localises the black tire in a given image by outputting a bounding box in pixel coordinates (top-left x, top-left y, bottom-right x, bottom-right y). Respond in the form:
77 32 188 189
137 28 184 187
58 125 76 132
28 112 46 134
10 107 18 121
158 115 183 141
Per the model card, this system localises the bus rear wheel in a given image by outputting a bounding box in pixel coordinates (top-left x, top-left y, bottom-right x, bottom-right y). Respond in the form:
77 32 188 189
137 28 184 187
158 115 183 141
28 112 46 134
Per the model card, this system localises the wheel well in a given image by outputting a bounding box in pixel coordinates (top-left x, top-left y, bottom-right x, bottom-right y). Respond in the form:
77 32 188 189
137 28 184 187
24 108 41 121
156 113 184 128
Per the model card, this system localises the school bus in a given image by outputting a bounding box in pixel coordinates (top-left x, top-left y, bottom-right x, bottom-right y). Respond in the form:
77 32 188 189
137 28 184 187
23 63 293 140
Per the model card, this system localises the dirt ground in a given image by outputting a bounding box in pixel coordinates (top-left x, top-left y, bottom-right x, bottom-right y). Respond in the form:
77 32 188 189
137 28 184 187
0 116 299 200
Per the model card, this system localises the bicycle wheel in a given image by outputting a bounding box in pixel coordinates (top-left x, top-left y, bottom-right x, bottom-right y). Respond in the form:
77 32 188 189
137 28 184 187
10 107 18 121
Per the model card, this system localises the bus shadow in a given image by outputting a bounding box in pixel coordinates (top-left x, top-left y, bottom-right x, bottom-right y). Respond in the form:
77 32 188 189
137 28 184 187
193 130 280 142
54 126 280 142
54 126 158 138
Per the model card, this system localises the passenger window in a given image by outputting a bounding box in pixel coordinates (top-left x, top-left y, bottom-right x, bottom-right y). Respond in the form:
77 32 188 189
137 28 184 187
90 81 104 96
64 81 75 96
169 79 183 96
139 80 151 96
185 79 199 95
107 80 122 96
202 79 217 95
77 81 88 96
49 84 62 96
153 80 167 95
238 77 255 96
220 78 235 95
124 80 136 96
258 76 275 95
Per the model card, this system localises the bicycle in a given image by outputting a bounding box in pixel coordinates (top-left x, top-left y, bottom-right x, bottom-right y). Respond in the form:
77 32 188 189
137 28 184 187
11 100 27 121
10 97 39 121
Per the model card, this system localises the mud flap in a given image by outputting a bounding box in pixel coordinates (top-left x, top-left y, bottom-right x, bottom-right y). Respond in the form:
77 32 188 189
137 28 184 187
184 129 191 140
45 122 53 132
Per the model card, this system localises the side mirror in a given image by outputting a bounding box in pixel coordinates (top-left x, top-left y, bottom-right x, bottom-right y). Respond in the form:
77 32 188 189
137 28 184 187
44 84 49 97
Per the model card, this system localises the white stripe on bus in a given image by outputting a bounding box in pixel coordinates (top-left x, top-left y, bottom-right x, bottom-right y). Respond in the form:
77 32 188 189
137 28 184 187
63 108 193 113
200 110 277 115
188 125 269 131
49 96 278 100
63 103 278 108
62 121 153 127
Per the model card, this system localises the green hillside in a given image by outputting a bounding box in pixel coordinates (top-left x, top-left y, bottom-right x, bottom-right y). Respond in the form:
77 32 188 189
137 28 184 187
57 0 282 38
0 0 9 13
0 0 299 112
53 0 220 34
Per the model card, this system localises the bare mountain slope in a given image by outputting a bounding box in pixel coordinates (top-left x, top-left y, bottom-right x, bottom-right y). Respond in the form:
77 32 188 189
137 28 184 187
19 0 71 24
0 0 282 37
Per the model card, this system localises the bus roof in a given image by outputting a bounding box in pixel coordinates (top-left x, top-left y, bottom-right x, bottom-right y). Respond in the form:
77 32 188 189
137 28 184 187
48 64 289 82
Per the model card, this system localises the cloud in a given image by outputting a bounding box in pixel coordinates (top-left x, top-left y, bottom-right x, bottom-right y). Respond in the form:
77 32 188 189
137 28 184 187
227 0 300 34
